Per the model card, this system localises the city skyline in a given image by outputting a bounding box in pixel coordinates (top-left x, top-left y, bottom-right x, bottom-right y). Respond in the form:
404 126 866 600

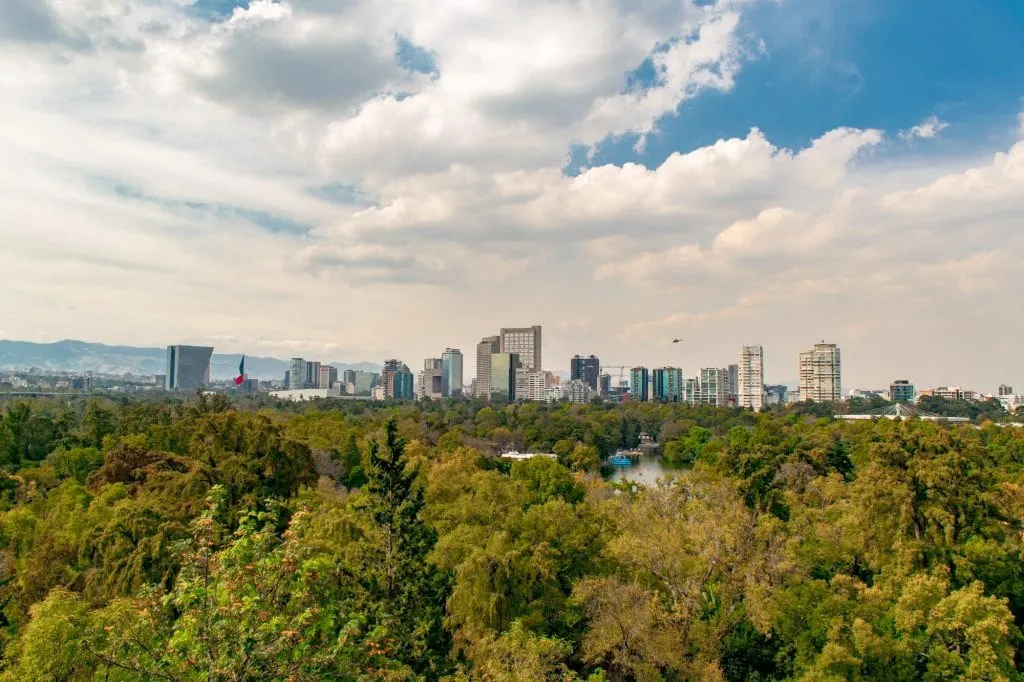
0 332 1019 397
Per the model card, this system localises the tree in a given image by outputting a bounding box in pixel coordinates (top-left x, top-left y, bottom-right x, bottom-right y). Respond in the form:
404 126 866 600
1 587 90 681
568 443 600 472
356 419 452 675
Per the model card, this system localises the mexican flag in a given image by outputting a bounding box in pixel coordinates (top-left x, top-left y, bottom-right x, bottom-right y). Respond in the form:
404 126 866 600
235 356 245 386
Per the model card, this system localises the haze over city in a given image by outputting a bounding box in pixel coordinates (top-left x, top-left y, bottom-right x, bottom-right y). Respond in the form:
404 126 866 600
2 0 1022 391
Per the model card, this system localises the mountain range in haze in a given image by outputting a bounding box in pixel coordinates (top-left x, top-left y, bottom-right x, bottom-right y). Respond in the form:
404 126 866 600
0 340 381 380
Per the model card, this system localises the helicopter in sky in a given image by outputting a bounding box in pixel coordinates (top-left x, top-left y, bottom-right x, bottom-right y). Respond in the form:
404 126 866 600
672 338 683 344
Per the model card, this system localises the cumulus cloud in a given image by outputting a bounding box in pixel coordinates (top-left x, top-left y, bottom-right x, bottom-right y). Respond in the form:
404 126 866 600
0 0 1022 389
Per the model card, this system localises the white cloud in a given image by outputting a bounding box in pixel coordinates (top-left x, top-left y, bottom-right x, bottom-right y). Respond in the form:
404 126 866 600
0 0 1022 390
898 115 950 141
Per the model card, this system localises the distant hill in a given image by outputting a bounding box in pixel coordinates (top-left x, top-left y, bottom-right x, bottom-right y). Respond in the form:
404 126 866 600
0 339 381 380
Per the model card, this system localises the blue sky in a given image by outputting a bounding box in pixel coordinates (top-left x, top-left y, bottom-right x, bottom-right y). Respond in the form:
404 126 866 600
1 0 1023 389
576 0 1024 171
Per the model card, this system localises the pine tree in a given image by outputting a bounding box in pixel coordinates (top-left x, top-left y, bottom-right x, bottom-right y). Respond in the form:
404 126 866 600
361 419 452 677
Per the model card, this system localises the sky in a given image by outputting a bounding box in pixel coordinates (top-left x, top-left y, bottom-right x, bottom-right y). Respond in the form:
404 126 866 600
1 0 1022 391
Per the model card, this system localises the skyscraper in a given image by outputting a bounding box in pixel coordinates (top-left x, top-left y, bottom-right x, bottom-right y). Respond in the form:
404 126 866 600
441 348 464 397
698 368 729 407
383 359 414 400
419 359 444 399
726 364 739 404
570 355 601 391
318 365 338 389
165 345 214 392
288 358 307 389
799 342 842 402
500 326 542 371
652 367 683 402
305 361 322 389
352 371 377 395
738 345 765 411
629 367 650 402
475 335 501 398
392 366 415 400
490 352 520 401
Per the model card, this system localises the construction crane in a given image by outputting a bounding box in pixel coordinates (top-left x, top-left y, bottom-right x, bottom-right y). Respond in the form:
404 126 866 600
601 365 631 390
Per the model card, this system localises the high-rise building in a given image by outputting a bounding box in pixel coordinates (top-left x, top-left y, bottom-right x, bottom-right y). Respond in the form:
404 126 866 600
352 371 377 395
525 370 552 402
738 346 765 411
652 367 683 402
514 368 531 402
684 369 729 406
441 348 464 397
570 355 601 391
799 342 842 402
500 326 542 371
566 379 595 404
629 367 650 402
490 352 521 401
305 361 322 389
342 369 356 386
998 384 1014 397
418 359 444 399
383 360 414 400
700 368 730 406
599 374 611 397
288 358 307 389
394 367 415 400
890 380 915 403
165 345 214 392
475 335 502 398
318 365 337 389
726 364 739 404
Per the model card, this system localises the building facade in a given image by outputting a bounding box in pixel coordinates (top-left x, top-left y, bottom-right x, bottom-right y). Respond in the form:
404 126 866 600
305 361 322 389
441 348 464 397
726 364 739 404
764 384 788 406
525 370 551 402
652 367 683 402
288 358 307 390
629 367 650 402
318 365 338 389
890 380 915 403
699 368 730 406
490 352 521 401
475 335 502 398
570 355 601 391
165 345 214 392
738 345 765 411
566 379 595 404
392 366 415 400
351 371 377 395
798 343 842 402
500 326 542 371
418 359 444 399
382 360 414 400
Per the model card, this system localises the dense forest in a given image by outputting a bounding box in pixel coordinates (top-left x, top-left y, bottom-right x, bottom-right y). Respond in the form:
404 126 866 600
0 394 1021 680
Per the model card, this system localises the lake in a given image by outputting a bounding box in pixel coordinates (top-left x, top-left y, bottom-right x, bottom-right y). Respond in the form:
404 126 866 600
605 453 684 486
